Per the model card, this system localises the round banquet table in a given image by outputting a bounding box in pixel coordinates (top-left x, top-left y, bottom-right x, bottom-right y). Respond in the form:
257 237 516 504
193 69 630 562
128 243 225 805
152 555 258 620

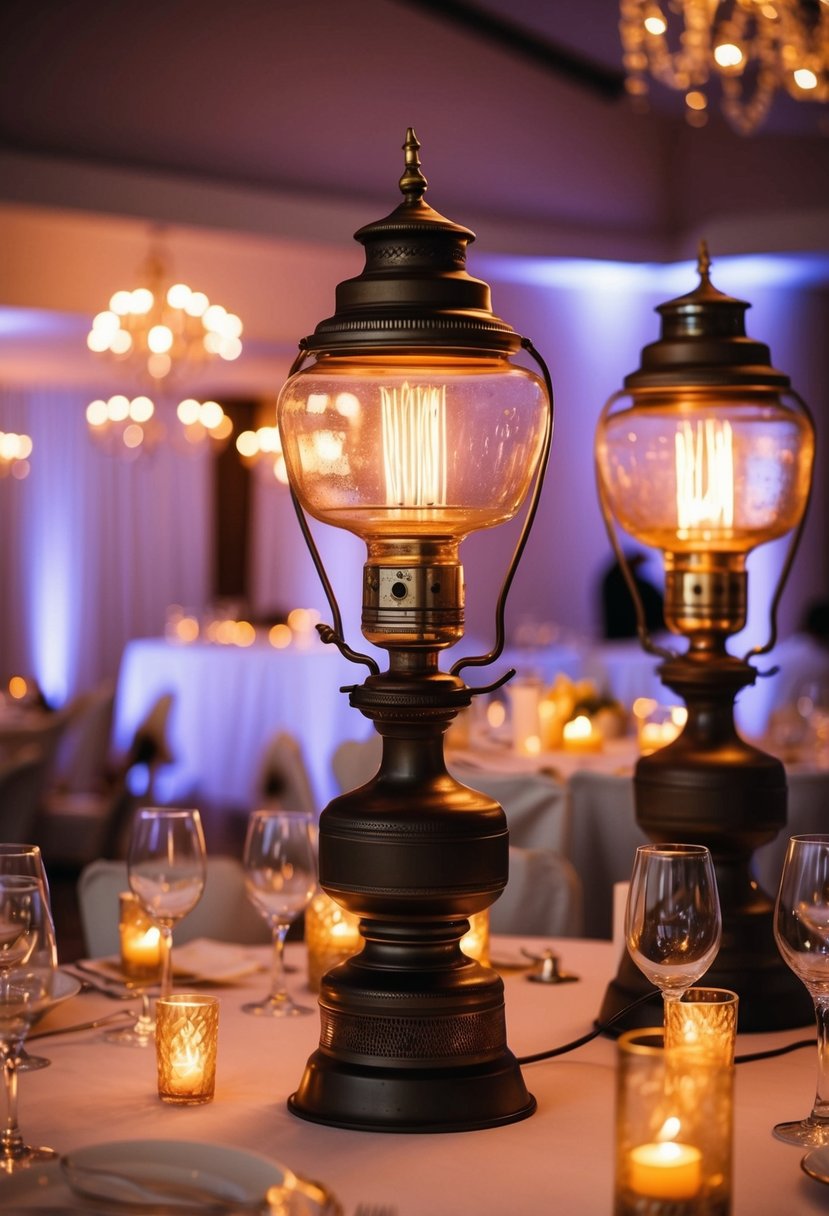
5 936 825 1215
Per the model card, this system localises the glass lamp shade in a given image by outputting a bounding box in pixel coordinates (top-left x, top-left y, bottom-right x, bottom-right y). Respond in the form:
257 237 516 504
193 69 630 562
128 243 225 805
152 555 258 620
596 388 814 558
278 353 547 546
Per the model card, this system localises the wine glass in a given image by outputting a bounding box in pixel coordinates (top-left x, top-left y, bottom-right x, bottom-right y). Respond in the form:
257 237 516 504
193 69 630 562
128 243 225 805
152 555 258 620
127 808 207 998
773 833 829 1146
0 844 58 1073
625 843 722 1022
242 809 317 1017
0 874 80 1172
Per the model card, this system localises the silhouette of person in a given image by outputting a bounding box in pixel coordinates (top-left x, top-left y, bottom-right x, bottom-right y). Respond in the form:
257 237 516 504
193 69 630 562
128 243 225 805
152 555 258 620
600 552 664 640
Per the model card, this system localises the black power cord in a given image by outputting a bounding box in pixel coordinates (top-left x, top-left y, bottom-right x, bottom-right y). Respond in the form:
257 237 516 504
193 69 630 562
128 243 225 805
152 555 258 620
517 991 816 1067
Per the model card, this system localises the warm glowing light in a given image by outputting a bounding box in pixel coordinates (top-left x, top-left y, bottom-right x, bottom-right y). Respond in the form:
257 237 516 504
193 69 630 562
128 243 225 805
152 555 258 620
109 290 132 315
86 400 108 427
107 395 130 422
381 382 447 507
130 288 154 314
236 430 259 459
8 676 28 700
233 620 256 647
487 700 507 730
675 419 734 536
87 330 111 353
147 353 172 379
177 398 200 426
628 1139 702 1201
147 324 173 354
129 396 154 423
713 41 744 69
93 310 120 332
644 14 667 35
109 330 133 355
166 283 191 309
123 423 145 449
200 400 224 430
794 67 818 90
185 291 209 317
269 623 292 649
685 90 707 111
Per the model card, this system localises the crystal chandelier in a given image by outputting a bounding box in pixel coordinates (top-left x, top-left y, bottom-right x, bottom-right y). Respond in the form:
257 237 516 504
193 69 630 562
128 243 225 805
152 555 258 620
85 244 242 455
620 0 828 133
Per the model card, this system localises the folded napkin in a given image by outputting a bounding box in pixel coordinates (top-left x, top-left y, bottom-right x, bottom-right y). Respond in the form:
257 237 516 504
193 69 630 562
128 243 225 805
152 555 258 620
81 938 265 985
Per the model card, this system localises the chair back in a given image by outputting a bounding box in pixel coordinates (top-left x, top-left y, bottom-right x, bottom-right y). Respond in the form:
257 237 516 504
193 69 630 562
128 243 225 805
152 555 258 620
0 746 50 841
491 846 584 938
255 731 317 815
78 855 272 957
53 680 116 794
331 734 382 794
568 770 646 939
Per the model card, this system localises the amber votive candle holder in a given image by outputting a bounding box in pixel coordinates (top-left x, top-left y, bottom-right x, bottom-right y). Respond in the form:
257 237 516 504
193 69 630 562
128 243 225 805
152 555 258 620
615 1028 734 1216
155 994 220 1104
118 892 162 983
664 988 739 1065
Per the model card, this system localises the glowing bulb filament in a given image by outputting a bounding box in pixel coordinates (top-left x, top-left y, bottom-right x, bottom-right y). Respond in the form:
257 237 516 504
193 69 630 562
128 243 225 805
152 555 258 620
675 419 734 536
381 382 447 507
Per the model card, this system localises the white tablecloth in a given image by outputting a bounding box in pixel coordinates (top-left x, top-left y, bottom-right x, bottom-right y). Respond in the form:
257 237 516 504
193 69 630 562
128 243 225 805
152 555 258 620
6 937 824 1215
113 638 365 812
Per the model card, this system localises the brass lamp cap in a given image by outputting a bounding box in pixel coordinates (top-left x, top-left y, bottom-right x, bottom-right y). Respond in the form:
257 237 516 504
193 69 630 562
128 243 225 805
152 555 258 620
624 242 790 391
303 129 521 355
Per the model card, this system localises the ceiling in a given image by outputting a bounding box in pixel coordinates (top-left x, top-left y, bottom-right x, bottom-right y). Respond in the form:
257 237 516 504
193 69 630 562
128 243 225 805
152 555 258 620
0 0 827 385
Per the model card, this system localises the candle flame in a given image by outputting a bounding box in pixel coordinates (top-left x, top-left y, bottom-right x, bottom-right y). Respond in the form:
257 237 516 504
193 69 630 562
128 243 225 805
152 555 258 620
563 714 592 740
658 1116 682 1142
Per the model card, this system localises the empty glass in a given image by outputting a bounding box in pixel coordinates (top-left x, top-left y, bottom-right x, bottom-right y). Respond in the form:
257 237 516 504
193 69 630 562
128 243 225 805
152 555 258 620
0 845 57 1072
127 808 207 998
626 843 722 1022
242 809 316 1017
0 875 79 1172
773 833 829 1146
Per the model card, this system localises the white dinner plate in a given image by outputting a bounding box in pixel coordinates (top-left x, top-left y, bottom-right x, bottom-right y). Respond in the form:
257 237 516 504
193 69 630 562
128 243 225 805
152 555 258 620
801 1145 829 1185
0 1143 337 1211
0 1141 340 1211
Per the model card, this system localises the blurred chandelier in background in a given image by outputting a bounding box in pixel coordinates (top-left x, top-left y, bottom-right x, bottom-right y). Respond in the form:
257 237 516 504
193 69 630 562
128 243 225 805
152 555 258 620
0 430 33 479
85 241 241 456
620 0 828 133
235 417 290 485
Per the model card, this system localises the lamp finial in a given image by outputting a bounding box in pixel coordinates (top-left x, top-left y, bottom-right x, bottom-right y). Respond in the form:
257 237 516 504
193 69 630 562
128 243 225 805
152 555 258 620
399 128 428 202
697 239 712 282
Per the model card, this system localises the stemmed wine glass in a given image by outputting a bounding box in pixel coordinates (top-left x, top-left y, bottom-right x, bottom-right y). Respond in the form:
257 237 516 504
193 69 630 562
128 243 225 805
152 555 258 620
625 843 722 1022
242 809 317 1017
773 833 829 1146
0 874 80 1172
0 845 57 1072
127 808 207 999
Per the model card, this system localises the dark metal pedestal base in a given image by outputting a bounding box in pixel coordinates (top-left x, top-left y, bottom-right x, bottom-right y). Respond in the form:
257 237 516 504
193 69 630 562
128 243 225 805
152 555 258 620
289 1053 536 1134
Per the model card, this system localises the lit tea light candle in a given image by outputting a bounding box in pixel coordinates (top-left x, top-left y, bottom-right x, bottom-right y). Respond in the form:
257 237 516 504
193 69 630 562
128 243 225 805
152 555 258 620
628 1140 702 1201
306 891 363 992
156 994 219 1105
562 714 603 753
118 892 161 982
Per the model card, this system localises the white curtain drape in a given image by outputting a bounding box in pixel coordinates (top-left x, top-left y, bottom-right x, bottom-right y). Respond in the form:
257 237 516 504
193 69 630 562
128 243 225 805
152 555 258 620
0 386 211 705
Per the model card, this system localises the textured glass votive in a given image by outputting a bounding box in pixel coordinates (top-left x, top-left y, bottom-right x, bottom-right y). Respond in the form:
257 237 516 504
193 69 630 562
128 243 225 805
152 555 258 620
155 994 219 1104
118 891 162 983
665 988 739 1065
615 1029 734 1216
305 890 362 993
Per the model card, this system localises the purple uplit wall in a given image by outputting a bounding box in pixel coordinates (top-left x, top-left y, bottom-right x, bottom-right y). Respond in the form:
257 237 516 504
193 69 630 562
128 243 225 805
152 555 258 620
1 254 826 740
